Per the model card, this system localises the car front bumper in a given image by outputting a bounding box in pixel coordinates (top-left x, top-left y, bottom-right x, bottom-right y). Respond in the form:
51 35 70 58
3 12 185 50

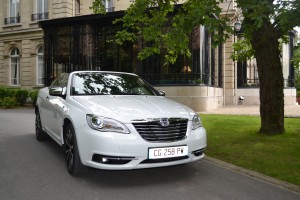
75 123 207 170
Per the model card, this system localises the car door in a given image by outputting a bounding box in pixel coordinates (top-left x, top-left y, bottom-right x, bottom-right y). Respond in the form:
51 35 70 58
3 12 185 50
43 73 69 143
46 94 66 142
38 87 52 131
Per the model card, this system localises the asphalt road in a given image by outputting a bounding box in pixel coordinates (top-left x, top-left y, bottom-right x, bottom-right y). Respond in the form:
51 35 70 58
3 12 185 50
0 108 299 200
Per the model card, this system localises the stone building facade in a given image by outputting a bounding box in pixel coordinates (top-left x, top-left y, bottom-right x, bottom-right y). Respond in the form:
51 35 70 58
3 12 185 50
0 0 113 89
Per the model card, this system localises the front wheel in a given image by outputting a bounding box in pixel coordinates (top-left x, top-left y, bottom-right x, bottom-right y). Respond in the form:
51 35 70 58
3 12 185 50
64 123 87 175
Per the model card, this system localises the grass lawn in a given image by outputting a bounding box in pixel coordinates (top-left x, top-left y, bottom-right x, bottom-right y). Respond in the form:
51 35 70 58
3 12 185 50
201 114 300 186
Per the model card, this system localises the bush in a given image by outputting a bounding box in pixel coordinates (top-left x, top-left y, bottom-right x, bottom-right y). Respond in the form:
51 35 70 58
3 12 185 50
295 68 300 91
0 87 7 99
15 89 29 106
0 87 33 108
297 91 300 98
30 90 39 106
0 97 18 108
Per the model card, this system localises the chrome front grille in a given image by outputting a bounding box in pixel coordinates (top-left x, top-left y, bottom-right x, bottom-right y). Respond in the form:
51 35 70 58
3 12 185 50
132 118 188 142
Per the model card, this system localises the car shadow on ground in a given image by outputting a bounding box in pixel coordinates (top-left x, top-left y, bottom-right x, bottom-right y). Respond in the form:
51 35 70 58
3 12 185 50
83 163 199 188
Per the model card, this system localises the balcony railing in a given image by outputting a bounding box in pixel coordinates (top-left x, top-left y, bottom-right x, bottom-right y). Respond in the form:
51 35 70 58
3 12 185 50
4 16 20 25
31 12 49 21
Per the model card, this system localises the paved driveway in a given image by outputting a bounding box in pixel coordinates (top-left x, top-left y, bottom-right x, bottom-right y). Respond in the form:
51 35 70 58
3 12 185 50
0 108 300 200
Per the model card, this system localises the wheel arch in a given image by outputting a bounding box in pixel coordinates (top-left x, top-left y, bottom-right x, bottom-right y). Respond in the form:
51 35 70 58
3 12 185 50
35 106 39 113
62 118 73 144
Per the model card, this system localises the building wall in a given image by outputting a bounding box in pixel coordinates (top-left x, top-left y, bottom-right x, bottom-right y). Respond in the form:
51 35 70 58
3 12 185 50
156 86 223 112
237 88 297 105
0 0 108 88
223 35 236 105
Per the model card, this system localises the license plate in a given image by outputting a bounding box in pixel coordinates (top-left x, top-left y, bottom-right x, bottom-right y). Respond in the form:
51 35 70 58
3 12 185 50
148 146 188 159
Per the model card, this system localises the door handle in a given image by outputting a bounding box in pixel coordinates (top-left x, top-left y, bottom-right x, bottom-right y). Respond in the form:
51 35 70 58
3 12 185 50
46 96 49 100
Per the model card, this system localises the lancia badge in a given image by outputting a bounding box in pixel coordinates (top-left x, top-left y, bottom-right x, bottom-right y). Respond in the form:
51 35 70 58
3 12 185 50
160 118 170 127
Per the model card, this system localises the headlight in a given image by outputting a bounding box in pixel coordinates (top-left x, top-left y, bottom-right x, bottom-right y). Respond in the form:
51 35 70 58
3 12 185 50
86 114 130 134
192 114 202 130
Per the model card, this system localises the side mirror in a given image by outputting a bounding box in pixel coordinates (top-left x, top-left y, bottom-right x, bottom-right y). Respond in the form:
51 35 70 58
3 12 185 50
49 87 67 97
157 89 166 96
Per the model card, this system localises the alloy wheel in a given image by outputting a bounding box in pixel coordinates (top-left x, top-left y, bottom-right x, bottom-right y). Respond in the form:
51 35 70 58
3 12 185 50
65 128 74 170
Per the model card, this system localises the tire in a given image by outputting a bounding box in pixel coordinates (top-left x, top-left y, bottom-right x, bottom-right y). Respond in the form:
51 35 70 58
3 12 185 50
64 123 87 175
35 109 48 141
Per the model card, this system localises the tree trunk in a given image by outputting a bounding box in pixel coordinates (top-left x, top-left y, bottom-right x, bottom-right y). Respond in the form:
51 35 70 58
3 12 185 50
250 24 285 134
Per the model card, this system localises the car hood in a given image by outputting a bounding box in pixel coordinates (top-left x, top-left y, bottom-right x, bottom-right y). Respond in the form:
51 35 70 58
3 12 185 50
73 95 194 123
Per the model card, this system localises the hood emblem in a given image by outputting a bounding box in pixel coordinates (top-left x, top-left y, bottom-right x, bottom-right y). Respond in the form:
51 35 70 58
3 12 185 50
160 118 170 127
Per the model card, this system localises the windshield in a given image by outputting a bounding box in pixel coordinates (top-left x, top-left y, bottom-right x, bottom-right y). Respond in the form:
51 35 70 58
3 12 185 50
71 72 158 96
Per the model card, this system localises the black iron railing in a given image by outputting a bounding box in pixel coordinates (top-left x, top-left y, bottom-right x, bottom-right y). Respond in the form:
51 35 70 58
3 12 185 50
31 12 49 21
237 78 295 88
140 73 222 87
4 16 20 24
237 78 259 88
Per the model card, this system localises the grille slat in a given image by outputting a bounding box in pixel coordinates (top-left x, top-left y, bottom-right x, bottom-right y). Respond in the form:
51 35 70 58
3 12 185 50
138 131 186 136
137 127 184 131
138 132 184 137
132 118 188 142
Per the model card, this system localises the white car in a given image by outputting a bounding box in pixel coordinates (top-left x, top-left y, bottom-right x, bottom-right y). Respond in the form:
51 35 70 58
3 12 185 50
36 71 207 175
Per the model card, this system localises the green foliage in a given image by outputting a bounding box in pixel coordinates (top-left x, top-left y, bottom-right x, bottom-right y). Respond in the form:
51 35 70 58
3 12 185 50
293 44 300 68
0 87 13 99
92 0 230 64
15 89 29 106
297 91 300 98
91 0 300 65
237 0 300 38
0 97 18 108
231 38 255 61
90 0 106 14
0 87 6 99
295 67 300 92
0 87 32 108
202 114 300 186
30 90 39 106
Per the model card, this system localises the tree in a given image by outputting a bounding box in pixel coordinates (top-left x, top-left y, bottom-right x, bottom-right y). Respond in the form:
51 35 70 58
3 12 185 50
236 0 299 134
92 0 300 134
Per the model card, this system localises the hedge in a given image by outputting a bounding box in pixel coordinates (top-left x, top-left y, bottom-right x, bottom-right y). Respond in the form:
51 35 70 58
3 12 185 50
0 87 39 108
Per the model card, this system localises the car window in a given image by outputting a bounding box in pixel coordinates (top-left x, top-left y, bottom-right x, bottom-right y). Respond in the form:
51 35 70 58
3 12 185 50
50 73 69 87
71 72 158 96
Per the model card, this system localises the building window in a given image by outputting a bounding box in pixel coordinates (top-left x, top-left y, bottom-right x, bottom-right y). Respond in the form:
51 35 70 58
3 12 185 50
37 47 45 85
5 0 20 24
103 0 114 12
10 48 20 86
32 0 48 21
75 0 80 15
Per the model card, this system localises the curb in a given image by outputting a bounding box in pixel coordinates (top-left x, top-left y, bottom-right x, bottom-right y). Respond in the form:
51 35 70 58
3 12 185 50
204 156 300 195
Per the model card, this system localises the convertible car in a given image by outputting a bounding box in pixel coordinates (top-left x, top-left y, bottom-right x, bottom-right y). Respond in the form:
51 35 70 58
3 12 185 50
35 71 207 175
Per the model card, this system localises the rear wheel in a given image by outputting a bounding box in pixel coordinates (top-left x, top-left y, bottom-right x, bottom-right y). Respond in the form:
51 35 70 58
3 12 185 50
35 109 48 141
64 123 87 175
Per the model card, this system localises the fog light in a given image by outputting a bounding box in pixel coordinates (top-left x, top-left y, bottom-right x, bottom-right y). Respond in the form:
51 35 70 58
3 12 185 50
92 154 135 165
192 148 205 157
